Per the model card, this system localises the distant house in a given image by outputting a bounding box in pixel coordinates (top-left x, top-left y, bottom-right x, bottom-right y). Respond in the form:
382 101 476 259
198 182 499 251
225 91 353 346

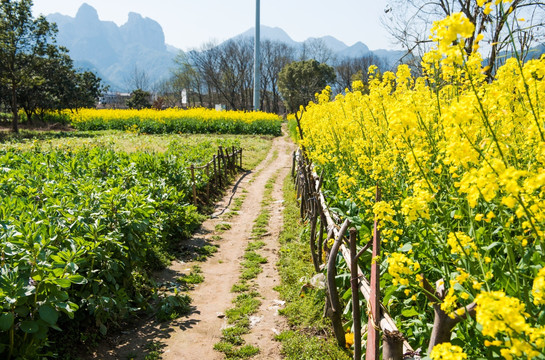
98 92 131 109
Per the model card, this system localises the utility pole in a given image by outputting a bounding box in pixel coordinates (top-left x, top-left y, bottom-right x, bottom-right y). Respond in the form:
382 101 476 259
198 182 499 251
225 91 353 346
253 0 260 111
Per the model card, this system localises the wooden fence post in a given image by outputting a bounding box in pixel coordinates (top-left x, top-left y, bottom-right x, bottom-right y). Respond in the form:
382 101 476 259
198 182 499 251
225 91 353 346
240 148 243 168
190 165 197 206
213 155 218 188
366 186 382 360
232 146 236 174
291 151 296 178
228 148 233 175
217 147 223 187
309 206 320 273
383 330 404 360
350 227 362 360
205 163 210 202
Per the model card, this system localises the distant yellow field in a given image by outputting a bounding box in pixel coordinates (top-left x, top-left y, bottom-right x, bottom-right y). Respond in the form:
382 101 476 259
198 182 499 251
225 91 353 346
67 107 283 135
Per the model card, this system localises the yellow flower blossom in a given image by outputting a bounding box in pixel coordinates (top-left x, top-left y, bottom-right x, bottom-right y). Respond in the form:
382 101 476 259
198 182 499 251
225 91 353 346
430 342 467 360
532 267 545 305
447 232 477 256
387 252 420 286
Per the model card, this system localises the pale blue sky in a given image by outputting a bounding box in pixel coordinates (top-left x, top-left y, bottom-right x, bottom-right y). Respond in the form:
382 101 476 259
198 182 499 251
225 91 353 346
32 0 399 51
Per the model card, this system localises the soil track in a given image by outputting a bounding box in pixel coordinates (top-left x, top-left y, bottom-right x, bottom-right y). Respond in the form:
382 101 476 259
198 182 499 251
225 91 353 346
89 130 296 359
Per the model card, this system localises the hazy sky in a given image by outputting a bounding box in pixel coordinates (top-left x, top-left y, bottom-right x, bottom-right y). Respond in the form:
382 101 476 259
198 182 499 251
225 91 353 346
32 0 399 51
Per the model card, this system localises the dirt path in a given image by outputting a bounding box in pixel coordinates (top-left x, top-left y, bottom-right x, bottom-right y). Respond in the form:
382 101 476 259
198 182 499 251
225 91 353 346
89 130 296 359
162 131 295 359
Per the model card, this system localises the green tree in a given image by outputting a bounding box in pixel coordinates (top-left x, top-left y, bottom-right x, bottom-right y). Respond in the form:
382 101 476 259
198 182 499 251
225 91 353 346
0 0 57 132
17 44 105 121
278 59 336 114
278 59 335 138
126 89 151 110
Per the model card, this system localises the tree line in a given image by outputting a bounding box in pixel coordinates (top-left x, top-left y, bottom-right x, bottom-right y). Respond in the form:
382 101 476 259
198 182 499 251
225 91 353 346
154 38 388 114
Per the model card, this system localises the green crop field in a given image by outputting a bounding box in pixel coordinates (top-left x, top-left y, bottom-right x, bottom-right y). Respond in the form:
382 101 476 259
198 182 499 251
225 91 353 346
0 131 272 358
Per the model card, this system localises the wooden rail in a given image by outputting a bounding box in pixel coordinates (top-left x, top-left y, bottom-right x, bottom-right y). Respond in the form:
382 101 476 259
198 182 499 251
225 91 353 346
187 145 243 206
293 150 413 359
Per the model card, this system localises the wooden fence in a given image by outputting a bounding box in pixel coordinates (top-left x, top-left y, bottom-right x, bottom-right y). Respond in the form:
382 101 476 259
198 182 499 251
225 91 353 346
188 145 242 206
292 149 416 360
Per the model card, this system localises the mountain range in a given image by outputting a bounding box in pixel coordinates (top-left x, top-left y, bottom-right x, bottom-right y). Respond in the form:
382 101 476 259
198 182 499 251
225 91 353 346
46 3 405 91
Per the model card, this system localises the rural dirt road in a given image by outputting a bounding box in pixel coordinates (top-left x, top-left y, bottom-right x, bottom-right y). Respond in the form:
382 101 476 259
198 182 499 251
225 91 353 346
90 130 296 359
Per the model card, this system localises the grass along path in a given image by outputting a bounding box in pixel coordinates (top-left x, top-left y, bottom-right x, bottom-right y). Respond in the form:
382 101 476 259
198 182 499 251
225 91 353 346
275 176 351 359
213 173 277 358
214 171 282 359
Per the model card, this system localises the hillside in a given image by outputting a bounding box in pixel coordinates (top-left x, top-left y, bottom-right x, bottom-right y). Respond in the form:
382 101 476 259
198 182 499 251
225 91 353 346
47 3 176 91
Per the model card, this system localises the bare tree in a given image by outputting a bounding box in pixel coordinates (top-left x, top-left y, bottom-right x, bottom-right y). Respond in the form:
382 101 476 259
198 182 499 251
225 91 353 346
171 38 296 113
125 65 150 92
300 38 336 64
171 51 205 106
187 41 221 107
382 0 545 78
261 40 295 113
334 55 387 93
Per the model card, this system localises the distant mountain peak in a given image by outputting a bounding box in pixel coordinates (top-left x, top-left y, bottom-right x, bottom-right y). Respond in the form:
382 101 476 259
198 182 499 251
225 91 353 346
46 3 174 90
235 25 298 47
76 3 99 22
120 11 165 52
305 35 348 53
127 12 143 21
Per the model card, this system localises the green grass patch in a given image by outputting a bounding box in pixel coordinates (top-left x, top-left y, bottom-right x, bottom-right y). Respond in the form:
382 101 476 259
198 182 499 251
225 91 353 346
243 251 268 264
251 213 271 238
275 331 348 360
215 223 232 232
193 244 219 262
196 245 219 256
225 293 261 323
240 266 263 280
246 241 265 251
231 282 251 293
177 265 204 289
275 176 351 359
213 342 260 359
232 195 246 211
223 210 239 220
143 340 165 360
